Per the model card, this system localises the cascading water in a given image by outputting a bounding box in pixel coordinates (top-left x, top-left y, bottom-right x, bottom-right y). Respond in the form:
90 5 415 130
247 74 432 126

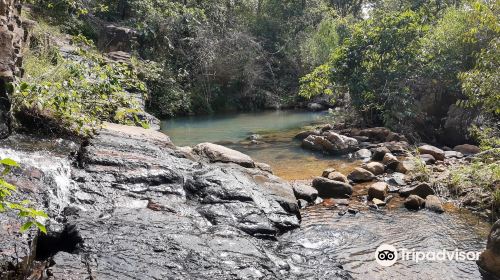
0 135 77 217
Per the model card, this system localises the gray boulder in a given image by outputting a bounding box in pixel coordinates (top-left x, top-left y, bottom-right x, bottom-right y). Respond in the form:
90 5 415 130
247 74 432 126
293 183 318 203
368 182 389 200
418 145 445 161
193 142 255 168
399 183 435 198
425 195 444 213
404 195 425 210
478 220 500 278
364 162 385 175
347 167 375 182
312 177 353 198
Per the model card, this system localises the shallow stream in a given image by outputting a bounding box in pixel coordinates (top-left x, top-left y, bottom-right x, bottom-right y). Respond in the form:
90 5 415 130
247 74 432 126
162 110 491 280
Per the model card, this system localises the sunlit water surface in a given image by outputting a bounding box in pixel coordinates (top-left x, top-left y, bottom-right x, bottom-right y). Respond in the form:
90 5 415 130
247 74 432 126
161 110 490 280
161 110 359 180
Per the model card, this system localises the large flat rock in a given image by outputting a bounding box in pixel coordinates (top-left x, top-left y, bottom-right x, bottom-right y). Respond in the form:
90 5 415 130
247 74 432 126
2 123 351 279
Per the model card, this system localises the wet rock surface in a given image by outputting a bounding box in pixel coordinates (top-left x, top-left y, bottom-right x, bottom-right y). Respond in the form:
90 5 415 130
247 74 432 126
312 177 353 198
0 123 351 279
478 219 500 278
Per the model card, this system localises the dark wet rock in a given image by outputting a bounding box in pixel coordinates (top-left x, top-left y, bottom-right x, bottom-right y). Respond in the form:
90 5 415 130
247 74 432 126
444 151 464 159
327 172 349 183
364 162 384 175
418 145 445 161
293 183 318 203
420 154 436 165
399 183 435 198
368 182 389 200
383 141 410 155
425 195 444 213
0 123 354 280
404 195 425 210
371 146 391 161
347 167 375 183
454 144 481 156
347 208 359 215
312 177 353 198
354 148 371 159
478 220 500 278
193 142 255 168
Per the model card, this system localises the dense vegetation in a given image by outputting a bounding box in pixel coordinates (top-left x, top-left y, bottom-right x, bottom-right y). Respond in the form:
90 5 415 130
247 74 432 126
25 0 369 117
18 0 497 144
13 19 148 136
300 0 499 144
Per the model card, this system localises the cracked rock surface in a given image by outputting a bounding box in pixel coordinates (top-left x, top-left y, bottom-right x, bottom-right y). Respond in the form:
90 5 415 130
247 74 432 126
0 123 351 280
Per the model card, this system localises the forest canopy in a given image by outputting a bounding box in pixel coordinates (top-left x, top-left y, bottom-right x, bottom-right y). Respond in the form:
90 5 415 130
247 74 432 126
23 0 500 143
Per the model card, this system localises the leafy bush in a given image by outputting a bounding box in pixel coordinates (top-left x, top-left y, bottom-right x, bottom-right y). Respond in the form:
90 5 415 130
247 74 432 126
13 33 148 136
299 1 498 140
301 10 427 131
459 38 500 116
0 158 47 233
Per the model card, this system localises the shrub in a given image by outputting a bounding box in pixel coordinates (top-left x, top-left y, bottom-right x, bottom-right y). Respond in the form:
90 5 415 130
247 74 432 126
13 33 148 136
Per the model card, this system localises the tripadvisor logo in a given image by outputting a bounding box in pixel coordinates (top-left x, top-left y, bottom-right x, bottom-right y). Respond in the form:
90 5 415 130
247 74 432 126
375 244 481 267
375 244 398 267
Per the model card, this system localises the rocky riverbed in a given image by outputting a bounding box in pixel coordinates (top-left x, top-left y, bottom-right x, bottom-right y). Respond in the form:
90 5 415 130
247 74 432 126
0 123 352 280
0 121 499 279
293 123 500 278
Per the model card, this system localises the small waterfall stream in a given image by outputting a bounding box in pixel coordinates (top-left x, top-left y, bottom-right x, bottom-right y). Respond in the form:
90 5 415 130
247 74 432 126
0 134 78 217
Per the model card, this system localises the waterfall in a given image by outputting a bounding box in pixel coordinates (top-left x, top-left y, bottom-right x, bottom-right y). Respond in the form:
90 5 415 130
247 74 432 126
0 147 74 217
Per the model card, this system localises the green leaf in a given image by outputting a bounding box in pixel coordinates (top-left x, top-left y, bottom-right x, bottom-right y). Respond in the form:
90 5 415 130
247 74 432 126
0 179 16 191
0 158 19 167
35 222 47 234
20 221 34 233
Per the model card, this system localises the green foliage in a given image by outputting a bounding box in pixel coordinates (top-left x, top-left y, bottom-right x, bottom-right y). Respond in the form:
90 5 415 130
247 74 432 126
301 9 426 130
410 149 432 182
0 158 48 233
300 1 499 139
459 38 500 115
470 125 500 152
300 15 350 68
13 33 148 136
448 160 500 194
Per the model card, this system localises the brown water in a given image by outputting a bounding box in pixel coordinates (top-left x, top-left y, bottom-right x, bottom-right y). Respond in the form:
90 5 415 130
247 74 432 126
162 110 491 279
